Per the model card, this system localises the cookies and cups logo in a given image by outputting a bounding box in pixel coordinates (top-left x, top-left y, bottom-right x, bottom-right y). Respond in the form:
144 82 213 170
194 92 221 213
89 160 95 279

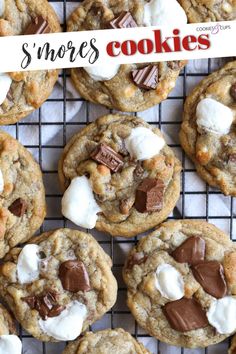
0 20 234 72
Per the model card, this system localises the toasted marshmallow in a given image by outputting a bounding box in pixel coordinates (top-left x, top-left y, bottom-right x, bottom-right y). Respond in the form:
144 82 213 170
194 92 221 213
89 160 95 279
0 0 5 17
196 98 233 135
0 73 12 105
0 169 4 193
39 301 87 341
155 263 184 300
207 296 236 334
17 244 41 284
84 64 120 81
0 335 22 354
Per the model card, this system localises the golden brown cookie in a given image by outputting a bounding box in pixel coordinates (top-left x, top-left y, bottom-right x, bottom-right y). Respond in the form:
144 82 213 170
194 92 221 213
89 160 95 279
0 0 61 125
179 61 236 196
123 220 236 348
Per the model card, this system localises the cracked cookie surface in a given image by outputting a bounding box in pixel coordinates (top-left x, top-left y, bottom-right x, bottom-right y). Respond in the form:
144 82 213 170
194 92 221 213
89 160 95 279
59 114 182 237
0 228 117 342
178 0 236 22
123 220 236 348
0 130 46 258
0 0 61 125
63 328 150 354
67 0 186 112
179 61 236 196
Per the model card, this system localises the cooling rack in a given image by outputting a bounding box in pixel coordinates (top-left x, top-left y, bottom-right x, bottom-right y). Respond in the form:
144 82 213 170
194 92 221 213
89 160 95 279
2 1 234 353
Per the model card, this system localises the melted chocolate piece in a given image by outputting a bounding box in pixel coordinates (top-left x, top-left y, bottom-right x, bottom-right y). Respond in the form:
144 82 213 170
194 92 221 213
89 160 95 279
172 236 205 266
127 252 147 269
109 11 137 29
8 198 27 217
135 178 164 213
59 260 90 293
163 298 208 332
131 65 158 90
230 83 236 101
91 143 124 172
192 261 227 299
24 16 51 35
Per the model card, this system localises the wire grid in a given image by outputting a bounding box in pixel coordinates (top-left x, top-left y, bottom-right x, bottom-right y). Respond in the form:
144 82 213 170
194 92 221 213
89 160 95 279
2 1 234 353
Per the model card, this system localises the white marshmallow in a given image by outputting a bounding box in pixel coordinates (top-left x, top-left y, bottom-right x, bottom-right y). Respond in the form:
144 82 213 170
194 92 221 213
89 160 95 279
124 127 165 161
0 335 22 354
62 176 101 229
0 169 4 193
39 301 87 341
17 244 40 284
155 263 184 300
207 296 236 334
84 64 120 81
0 0 5 17
0 73 12 105
196 98 233 135
143 0 187 27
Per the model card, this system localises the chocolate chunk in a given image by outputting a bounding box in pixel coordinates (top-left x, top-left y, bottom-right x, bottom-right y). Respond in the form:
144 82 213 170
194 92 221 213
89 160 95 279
8 198 27 217
91 143 124 172
135 178 164 213
192 261 227 299
127 252 147 269
22 291 60 320
131 65 158 90
230 83 236 100
24 16 51 35
109 11 137 29
59 260 90 293
48 305 65 318
22 296 36 309
163 298 208 332
172 236 206 266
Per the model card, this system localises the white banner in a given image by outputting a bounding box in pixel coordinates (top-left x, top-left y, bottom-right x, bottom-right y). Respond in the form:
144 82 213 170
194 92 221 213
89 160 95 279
0 20 235 72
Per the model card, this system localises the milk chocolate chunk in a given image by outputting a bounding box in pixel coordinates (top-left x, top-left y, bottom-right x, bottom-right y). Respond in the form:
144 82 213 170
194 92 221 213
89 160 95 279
48 305 65 318
8 198 27 217
172 236 205 266
109 11 137 29
135 178 164 213
192 261 227 299
91 143 124 172
24 16 51 35
59 260 90 293
131 65 158 90
163 298 208 332
230 83 236 100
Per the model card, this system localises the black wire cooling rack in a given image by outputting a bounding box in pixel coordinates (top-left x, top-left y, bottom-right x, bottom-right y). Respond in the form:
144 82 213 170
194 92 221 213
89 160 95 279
4 1 234 353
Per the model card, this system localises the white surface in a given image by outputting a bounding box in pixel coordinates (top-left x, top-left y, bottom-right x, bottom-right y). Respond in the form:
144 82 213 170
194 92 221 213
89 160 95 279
39 301 87 341
0 73 12 105
62 176 101 229
0 335 22 354
84 65 120 81
124 127 165 160
155 264 184 300
196 98 234 135
17 244 40 284
0 169 4 193
0 0 4 17
207 297 236 334
143 0 187 27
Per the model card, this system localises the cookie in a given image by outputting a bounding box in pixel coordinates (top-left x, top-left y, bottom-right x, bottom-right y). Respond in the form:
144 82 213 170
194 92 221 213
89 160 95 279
179 61 236 196
0 228 117 342
67 0 187 112
229 335 236 353
62 328 150 354
178 0 236 22
123 220 236 348
0 304 22 354
0 0 61 125
59 114 182 238
0 130 46 258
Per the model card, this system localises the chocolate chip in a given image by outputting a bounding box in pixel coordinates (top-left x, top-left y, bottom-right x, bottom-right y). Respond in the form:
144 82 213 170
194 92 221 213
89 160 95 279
230 83 236 100
59 260 90 293
127 252 147 269
172 236 206 266
8 198 27 217
22 296 36 309
131 65 158 90
91 143 124 172
48 305 65 318
163 298 208 332
109 11 137 29
24 16 51 35
119 198 134 215
192 261 227 299
135 178 164 213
